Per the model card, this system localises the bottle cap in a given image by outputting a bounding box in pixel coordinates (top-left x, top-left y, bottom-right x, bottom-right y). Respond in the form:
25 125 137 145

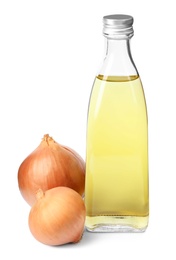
103 14 134 39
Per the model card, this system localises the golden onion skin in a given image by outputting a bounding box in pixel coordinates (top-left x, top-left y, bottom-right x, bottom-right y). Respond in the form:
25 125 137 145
18 134 85 206
28 187 86 246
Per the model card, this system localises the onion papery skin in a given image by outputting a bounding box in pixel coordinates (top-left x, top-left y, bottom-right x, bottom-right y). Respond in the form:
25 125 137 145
28 187 86 246
18 134 85 206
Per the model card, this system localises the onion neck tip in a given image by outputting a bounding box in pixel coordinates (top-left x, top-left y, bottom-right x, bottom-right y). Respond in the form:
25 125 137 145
36 189 45 200
42 134 55 146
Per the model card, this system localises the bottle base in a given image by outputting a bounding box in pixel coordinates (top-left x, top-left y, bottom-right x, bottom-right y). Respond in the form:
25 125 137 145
86 215 148 233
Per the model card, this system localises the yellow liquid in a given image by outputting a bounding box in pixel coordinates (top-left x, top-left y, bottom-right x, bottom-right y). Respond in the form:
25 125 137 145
85 75 149 232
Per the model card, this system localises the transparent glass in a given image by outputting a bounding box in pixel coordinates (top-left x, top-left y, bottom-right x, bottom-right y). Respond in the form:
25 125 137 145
85 35 149 232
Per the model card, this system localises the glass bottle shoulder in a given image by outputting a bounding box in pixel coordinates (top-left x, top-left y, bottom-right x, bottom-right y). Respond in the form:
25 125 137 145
97 74 139 82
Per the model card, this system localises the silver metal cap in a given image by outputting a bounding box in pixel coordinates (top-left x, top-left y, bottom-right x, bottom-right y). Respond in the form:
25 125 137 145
103 14 134 39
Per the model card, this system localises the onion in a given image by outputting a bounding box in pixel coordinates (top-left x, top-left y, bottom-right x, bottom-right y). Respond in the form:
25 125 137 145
28 187 86 246
18 134 85 206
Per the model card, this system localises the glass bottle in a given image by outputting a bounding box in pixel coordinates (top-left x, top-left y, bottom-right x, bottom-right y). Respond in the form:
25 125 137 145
85 14 149 232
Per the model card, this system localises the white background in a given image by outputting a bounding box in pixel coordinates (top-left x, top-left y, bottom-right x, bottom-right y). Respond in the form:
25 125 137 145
0 0 176 259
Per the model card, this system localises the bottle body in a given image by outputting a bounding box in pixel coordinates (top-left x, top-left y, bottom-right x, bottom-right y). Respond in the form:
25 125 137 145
85 14 149 232
85 75 149 232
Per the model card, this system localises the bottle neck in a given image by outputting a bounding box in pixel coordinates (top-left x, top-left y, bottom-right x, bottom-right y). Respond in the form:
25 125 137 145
98 37 138 77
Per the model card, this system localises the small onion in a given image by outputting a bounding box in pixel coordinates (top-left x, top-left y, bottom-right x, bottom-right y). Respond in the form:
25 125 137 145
18 134 85 206
28 187 86 246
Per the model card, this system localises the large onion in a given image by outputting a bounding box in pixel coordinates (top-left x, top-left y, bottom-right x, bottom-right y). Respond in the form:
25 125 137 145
18 134 85 206
28 187 86 246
